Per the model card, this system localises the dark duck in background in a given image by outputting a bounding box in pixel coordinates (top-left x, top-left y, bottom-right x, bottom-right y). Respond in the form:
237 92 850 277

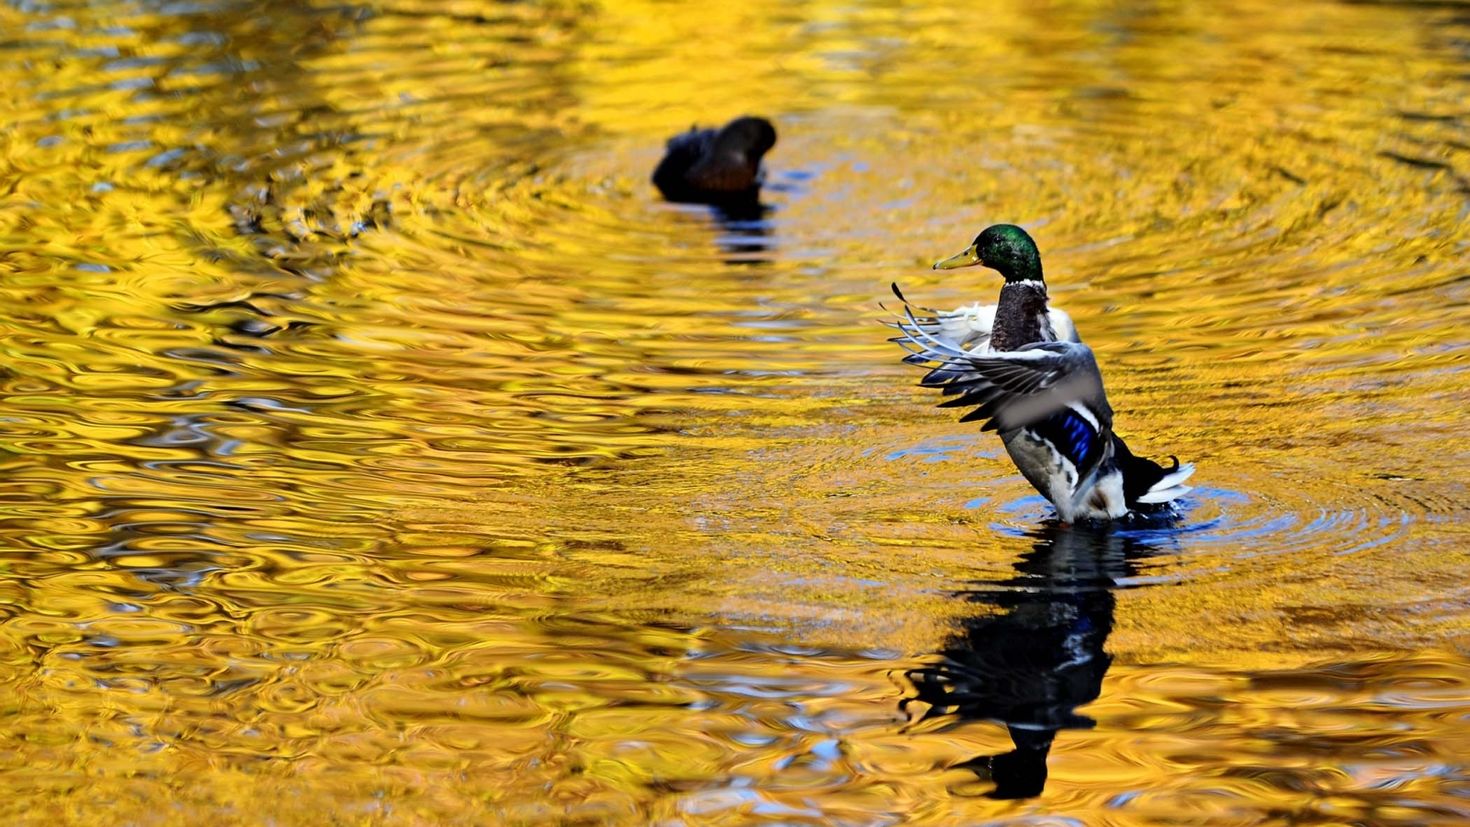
892 224 1194 523
652 116 777 208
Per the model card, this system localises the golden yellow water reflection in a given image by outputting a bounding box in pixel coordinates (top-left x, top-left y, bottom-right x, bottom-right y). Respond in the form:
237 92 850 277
0 0 1468 822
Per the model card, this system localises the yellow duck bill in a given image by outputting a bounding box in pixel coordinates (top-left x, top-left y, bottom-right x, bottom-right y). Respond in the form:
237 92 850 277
932 244 982 270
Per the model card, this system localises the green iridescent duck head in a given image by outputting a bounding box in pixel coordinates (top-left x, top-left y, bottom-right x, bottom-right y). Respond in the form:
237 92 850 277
933 224 1044 283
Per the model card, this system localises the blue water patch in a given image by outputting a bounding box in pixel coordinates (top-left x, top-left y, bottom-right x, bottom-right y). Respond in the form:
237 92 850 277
887 435 1002 463
145 148 186 168
886 434 971 463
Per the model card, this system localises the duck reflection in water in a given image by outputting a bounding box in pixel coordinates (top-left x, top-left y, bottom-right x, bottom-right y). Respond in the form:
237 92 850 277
712 204 776 264
905 523 1160 799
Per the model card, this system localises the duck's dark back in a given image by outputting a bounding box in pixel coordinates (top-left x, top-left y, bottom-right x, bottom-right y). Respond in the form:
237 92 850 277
651 127 722 201
651 117 773 204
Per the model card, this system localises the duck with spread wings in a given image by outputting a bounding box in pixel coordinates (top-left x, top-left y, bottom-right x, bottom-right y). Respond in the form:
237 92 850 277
891 224 1194 522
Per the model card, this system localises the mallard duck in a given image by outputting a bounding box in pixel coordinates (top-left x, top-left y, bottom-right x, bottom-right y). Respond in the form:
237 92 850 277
892 224 1194 522
651 116 777 205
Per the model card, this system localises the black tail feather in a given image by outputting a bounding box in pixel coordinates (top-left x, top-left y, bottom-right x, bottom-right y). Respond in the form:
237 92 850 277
1111 435 1171 509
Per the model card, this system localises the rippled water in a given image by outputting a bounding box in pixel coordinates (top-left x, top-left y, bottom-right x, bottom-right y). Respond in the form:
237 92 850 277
1 0 1468 823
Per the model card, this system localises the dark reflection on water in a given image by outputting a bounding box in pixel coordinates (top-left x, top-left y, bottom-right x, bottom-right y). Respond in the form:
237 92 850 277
652 201 777 264
907 523 1161 799
714 202 777 263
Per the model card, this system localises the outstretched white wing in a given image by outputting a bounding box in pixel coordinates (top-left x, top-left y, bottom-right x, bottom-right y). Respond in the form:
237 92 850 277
887 282 995 354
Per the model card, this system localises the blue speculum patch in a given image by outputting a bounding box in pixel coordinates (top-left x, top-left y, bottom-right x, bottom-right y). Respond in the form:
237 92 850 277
1031 409 1098 472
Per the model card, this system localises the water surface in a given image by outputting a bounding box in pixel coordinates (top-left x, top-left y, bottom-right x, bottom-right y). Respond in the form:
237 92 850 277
0 0 1468 823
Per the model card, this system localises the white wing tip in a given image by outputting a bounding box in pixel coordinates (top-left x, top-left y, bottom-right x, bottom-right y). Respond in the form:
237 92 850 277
1156 462 1196 488
1134 462 1195 505
1136 484 1191 505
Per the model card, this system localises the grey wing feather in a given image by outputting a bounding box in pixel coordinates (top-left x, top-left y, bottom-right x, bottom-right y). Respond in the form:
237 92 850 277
909 340 1114 434
886 283 997 386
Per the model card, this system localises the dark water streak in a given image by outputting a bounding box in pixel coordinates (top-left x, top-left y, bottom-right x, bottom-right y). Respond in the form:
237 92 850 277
907 524 1146 799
